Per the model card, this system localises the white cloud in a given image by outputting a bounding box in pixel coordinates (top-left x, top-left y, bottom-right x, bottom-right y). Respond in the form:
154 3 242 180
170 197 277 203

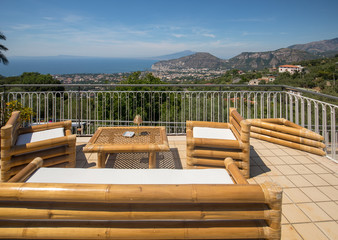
203 33 216 38
172 34 186 38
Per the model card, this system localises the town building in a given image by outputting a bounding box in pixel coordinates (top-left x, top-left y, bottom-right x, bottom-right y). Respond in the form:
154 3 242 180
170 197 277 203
278 65 303 74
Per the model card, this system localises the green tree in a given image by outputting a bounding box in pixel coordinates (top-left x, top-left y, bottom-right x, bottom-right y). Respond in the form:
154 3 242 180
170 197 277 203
0 32 9 65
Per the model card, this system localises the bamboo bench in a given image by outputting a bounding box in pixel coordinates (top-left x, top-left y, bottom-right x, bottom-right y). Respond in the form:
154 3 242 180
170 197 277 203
0 157 282 240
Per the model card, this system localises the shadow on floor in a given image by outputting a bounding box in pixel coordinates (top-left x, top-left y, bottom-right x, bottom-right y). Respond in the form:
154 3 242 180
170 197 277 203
105 148 182 169
250 146 270 177
75 144 96 168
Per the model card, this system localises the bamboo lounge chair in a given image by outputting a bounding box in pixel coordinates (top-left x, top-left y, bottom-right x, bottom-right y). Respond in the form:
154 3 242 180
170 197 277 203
0 111 76 182
186 108 251 178
247 118 326 156
0 157 282 240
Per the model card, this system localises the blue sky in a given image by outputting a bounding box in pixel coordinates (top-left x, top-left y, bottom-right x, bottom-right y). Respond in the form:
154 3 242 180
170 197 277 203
1 0 338 59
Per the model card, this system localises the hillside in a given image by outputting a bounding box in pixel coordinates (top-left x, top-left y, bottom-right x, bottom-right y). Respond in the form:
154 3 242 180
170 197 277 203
150 50 195 60
226 48 317 71
288 37 338 57
151 52 227 70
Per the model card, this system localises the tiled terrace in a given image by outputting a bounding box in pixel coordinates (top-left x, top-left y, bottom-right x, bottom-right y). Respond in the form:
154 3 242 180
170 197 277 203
76 136 338 240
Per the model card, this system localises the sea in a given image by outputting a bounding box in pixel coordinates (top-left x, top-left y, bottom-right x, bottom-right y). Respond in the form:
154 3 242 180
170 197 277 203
0 56 157 76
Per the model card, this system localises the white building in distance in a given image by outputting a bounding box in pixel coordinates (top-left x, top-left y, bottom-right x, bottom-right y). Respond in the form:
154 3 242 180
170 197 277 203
278 65 303 74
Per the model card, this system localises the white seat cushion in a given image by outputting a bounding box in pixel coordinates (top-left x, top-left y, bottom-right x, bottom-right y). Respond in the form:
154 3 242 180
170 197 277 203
193 127 236 140
27 168 234 184
16 128 65 145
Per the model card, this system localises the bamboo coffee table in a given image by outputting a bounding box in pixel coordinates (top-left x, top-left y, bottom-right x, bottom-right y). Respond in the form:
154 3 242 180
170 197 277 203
83 126 170 168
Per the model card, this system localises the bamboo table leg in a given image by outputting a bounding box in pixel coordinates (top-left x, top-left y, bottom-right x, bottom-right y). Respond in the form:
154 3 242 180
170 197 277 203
149 151 156 169
97 152 107 168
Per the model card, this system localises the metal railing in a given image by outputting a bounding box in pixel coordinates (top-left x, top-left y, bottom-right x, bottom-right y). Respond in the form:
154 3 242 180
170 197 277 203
1 84 337 161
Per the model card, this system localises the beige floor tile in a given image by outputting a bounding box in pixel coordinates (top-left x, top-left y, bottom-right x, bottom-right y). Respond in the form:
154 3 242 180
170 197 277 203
270 176 296 188
316 221 338 240
252 175 271 184
291 164 314 174
294 155 316 164
316 202 338 220
301 187 331 202
297 203 332 221
287 175 313 187
282 204 311 223
293 223 329 240
270 148 289 155
281 214 289 224
251 142 267 149
280 155 300 165
260 165 283 176
318 186 338 201
284 188 312 203
282 193 293 204
281 225 303 240
305 164 330 174
283 148 305 156
303 174 330 186
264 156 286 165
318 174 338 186
275 165 299 175
256 149 276 157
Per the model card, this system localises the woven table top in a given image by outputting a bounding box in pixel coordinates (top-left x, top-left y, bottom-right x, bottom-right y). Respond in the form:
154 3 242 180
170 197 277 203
92 127 163 145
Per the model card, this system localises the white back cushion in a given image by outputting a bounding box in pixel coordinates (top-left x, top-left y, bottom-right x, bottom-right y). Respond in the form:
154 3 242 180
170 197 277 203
16 127 64 145
193 127 236 140
27 168 234 184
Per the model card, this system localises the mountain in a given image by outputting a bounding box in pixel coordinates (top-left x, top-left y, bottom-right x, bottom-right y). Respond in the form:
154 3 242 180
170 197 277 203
151 52 227 70
149 50 195 61
226 48 317 71
288 37 338 57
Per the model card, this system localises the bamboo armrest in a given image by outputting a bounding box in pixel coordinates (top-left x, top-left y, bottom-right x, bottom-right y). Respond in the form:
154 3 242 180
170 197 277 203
19 120 72 134
186 121 230 129
224 157 248 184
11 134 76 156
8 157 43 183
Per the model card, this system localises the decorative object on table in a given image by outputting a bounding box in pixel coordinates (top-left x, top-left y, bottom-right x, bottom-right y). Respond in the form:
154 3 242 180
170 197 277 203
122 131 135 138
133 114 143 136
247 118 326 156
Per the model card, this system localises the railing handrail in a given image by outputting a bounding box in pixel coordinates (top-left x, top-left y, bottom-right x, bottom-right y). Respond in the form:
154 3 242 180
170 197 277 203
1 84 337 101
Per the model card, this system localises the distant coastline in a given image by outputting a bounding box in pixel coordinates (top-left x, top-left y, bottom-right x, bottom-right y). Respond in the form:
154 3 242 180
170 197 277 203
0 56 157 76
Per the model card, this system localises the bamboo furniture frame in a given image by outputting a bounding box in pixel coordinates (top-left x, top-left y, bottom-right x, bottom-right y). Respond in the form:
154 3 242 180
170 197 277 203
186 108 251 178
83 126 170 168
0 111 76 182
0 157 282 240
247 118 326 156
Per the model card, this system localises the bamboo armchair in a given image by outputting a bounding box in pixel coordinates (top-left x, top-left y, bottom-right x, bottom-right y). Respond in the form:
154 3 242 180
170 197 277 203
0 157 282 240
0 111 76 182
186 108 251 178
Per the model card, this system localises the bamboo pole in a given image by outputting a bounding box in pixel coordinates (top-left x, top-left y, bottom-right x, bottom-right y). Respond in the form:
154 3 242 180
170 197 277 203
0 204 269 221
11 134 76 156
8 157 43 183
0 183 266 203
224 158 248 184
251 132 325 156
0 224 267 239
261 182 282 240
248 119 324 141
251 126 325 148
190 149 243 160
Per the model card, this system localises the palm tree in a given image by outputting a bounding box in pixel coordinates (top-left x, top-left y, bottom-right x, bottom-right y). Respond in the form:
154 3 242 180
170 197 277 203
0 32 9 65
